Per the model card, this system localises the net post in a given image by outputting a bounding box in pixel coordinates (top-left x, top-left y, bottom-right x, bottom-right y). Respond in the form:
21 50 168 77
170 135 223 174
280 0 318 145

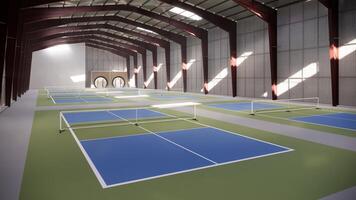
250 101 254 115
135 108 138 126
193 104 197 120
316 97 320 109
287 99 291 112
59 112 63 133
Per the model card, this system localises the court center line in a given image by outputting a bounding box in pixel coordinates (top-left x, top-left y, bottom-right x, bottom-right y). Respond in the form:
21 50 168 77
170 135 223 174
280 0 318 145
106 110 218 165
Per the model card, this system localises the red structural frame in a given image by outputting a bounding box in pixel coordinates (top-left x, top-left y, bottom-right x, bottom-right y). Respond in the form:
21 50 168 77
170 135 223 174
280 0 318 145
232 0 278 100
319 0 339 106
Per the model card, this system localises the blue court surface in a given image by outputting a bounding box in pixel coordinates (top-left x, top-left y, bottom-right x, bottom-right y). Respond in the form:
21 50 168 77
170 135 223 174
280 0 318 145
79 127 292 187
292 113 356 131
208 102 282 111
53 97 113 104
63 108 166 124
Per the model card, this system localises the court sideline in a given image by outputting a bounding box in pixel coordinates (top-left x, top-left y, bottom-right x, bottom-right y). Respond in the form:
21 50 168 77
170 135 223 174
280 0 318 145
1 90 355 200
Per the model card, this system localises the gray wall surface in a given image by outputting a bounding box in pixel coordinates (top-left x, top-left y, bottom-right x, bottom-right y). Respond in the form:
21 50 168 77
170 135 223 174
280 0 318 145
30 43 86 89
47 0 356 106
85 46 127 88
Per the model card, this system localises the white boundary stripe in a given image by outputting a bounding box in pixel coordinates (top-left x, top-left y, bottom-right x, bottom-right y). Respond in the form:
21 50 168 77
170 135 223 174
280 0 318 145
61 116 108 188
162 111 294 151
299 113 356 122
50 95 57 104
206 103 356 132
63 105 294 189
289 118 356 132
253 111 356 132
79 127 205 142
64 108 174 128
71 117 191 130
79 96 89 103
106 110 218 165
105 148 293 188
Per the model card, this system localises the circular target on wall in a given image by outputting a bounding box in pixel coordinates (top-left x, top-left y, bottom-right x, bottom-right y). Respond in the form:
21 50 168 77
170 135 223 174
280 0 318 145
112 76 126 88
94 76 108 88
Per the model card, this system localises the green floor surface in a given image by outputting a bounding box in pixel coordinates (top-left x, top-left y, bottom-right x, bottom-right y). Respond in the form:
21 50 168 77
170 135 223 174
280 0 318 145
20 109 356 200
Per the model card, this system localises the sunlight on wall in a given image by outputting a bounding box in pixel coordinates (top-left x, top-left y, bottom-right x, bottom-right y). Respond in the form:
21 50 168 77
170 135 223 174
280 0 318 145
45 44 71 56
339 39 356 59
199 52 253 92
129 74 135 88
167 59 196 89
236 51 253 67
144 64 162 87
262 62 319 97
200 68 228 92
70 74 85 83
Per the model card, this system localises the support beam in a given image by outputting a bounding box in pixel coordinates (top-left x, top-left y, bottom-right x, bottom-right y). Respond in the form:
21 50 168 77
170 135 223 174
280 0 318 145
4 0 19 106
232 0 278 100
30 30 155 87
28 24 164 90
0 0 8 102
319 0 339 106
23 15 184 91
22 5 207 93
30 37 141 87
158 0 237 95
0 24 7 102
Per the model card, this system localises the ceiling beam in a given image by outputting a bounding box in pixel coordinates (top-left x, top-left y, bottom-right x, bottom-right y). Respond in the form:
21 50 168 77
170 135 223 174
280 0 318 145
158 0 237 95
26 23 170 90
29 37 137 88
27 24 170 48
318 0 339 106
21 5 205 38
23 15 186 90
21 5 207 92
232 0 278 100
29 29 156 86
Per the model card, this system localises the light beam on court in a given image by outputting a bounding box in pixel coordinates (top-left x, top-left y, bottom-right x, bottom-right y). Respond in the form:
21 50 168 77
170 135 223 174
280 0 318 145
151 102 201 108
70 74 85 83
114 95 149 99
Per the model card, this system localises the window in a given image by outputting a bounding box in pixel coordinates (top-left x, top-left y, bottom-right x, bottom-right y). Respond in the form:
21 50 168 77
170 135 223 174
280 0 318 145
112 76 126 88
94 76 108 88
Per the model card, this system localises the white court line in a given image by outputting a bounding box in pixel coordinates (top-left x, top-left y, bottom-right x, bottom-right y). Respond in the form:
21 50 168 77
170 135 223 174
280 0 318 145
105 143 292 188
106 110 218 165
61 115 108 188
79 127 205 142
295 113 356 122
289 118 356 132
62 107 294 189
79 96 89 103
50 96 57 104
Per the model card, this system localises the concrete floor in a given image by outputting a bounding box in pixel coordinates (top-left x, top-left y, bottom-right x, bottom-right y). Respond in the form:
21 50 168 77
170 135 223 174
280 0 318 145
0 89 355 200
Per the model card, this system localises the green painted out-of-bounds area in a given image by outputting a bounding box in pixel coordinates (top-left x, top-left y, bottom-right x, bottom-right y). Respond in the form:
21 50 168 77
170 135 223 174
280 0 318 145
20 109 356 200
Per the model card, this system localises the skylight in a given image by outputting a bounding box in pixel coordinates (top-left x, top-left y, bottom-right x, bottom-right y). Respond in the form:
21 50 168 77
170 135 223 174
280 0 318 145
136 27 157 35
169 7 202 21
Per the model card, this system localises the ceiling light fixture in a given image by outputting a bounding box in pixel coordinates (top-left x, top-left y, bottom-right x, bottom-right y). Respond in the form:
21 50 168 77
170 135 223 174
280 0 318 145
169 7 202 21
136 27 158 35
